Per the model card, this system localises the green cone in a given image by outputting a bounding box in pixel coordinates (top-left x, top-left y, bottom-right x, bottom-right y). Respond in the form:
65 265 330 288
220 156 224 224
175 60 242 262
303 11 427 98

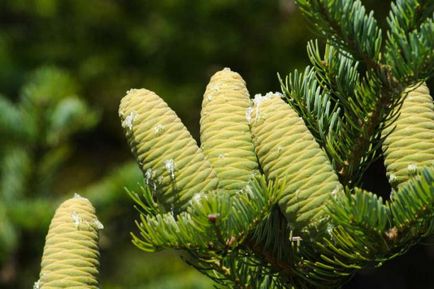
200 68 259 191
119 89 219 210
37 194 102 289
383 83 434 188
249 93 342 230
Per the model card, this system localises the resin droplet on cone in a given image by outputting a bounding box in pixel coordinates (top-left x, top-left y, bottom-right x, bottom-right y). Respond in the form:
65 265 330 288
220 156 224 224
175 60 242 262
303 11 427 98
250 93 342 230
119 89 219 210
200 68 259 191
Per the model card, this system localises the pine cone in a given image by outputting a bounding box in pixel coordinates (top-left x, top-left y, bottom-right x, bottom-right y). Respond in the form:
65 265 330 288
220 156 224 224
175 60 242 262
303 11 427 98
382 83 434 188
119 89 218 210
250 93 341 230
200 68 259 191
37 194 103 289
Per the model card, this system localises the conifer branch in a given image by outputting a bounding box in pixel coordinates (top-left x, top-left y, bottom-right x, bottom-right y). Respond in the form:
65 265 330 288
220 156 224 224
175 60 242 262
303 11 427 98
386 17 434 84
130 176 282 253
281 41 403 185
388 166 434 247
295 0 382 67
289 168 434 288
243 207 294 284
288 0 432 185
341 75 399 184
117 2 434 287
388 0 434 34
245 239 292 281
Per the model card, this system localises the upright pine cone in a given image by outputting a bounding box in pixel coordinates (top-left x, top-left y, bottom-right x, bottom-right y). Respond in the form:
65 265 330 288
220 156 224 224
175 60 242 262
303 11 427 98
119 89 219 210
250 93 341 230
37 194 103 289
200 68 259 191
382 83 434 188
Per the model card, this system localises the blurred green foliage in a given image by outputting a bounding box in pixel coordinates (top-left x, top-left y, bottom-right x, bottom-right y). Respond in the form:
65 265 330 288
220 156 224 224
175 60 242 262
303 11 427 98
0 67 99 286
0 0 314 140
0 1 431 289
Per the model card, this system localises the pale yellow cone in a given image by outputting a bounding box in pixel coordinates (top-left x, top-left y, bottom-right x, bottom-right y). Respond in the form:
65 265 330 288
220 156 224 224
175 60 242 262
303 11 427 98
37 194 102 289
382 83 434 188
250 93 342 230
200 68 259 191
119 89 219 210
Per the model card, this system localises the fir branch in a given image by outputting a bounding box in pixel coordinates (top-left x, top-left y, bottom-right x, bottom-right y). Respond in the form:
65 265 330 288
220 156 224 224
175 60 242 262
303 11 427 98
291 1 430 185
130 176 282 253
130 177 294 287
279 65 340 151
295 0 382 67
386 17 434 84
327 189 391 251
187 250 285 289
185 251 239 287
243 207 293 284
291 169 434 288
245 239 292 281
304 42 364 175
281 41 403 185
120 2 434 287
310 45 401 185
306 41 360 101
388 0 434 34
290 189 391 288
388 166 434 247
341 74 398 184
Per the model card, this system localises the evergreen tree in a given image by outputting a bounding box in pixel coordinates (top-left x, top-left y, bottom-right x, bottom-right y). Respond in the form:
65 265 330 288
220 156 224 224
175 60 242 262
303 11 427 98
33 1 433 288
118 0 434 288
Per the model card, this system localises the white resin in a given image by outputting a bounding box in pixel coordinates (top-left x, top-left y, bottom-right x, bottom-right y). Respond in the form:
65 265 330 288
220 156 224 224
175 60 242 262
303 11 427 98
71 211 81 229
153 124 165 136
164 159 175 179
122 111 136 130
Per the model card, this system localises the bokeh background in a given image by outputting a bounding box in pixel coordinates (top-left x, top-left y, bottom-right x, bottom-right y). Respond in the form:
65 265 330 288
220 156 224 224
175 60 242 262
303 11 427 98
0 1 433 288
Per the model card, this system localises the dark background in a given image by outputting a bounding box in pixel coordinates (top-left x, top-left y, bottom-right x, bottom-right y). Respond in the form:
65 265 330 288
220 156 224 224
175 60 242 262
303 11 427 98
0 0 433 288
